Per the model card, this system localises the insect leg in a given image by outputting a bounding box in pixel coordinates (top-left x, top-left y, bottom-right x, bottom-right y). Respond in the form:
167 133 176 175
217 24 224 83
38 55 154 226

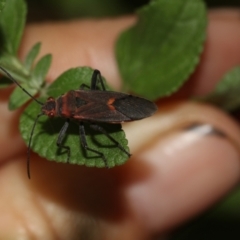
79 122 109 167
79 70 106 90
90 69 106 91
79 83 90 90
27 112 44 179
89 123 131 158
57 119 71 162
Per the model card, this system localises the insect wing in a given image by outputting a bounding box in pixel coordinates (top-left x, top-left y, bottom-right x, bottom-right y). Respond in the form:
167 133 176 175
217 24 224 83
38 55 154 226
73 90 157 123
113 94 157 120
73 91 130 122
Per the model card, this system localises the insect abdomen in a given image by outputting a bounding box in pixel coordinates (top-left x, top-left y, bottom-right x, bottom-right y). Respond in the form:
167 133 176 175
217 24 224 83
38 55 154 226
113 95 157 120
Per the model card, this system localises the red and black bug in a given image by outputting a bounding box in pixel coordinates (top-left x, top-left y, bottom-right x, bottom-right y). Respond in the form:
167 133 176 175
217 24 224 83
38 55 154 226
0 67 157 178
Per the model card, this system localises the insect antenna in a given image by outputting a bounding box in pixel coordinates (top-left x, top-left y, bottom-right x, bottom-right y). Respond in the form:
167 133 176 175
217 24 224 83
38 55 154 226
0 66 45 178
27 112 44 179
0 66 44 106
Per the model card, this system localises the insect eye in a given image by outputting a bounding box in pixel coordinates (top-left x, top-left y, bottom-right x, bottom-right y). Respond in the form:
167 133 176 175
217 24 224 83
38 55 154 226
47 97 54 101
48 112 55 117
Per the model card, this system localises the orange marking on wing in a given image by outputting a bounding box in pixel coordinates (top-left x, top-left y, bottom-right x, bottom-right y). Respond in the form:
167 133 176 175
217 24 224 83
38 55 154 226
107 98 115 110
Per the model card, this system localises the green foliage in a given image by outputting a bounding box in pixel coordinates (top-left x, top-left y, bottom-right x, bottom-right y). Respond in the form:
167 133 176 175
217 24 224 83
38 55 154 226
116 0 207 100
0 0 51 109
5 49 52 110
8 53 52 110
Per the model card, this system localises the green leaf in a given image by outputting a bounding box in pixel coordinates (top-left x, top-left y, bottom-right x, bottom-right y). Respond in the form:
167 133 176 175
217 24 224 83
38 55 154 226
23 42 41 72
19 67 130 168
198 67 240 112
32 54 52 87
8 83 38 110
116 0 207 100
0 0 26 55
5 54 51 110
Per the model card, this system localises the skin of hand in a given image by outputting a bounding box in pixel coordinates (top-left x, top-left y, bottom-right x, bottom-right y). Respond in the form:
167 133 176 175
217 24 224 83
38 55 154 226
0 9 240 240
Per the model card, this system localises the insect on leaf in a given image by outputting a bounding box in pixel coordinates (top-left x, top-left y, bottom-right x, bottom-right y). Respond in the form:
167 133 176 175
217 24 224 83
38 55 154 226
116 0 207 100
19 67 130 168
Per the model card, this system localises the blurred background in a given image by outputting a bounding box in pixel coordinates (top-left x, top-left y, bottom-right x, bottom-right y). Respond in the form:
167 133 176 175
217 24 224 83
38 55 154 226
25 0 240 22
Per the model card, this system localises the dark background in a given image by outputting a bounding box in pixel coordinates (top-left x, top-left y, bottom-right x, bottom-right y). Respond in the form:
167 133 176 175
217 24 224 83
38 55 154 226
25 0 240 22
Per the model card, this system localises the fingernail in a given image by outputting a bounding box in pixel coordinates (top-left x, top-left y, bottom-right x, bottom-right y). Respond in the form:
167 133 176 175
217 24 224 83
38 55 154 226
183 122 227 137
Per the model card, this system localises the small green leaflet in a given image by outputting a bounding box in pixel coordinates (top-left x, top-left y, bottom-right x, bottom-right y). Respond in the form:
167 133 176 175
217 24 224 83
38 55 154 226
116 0 207 100
198 67 240 112
24 42 41 72
8 54 51 110
0 0 50 108
31 54 52 87
20 67 130 168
